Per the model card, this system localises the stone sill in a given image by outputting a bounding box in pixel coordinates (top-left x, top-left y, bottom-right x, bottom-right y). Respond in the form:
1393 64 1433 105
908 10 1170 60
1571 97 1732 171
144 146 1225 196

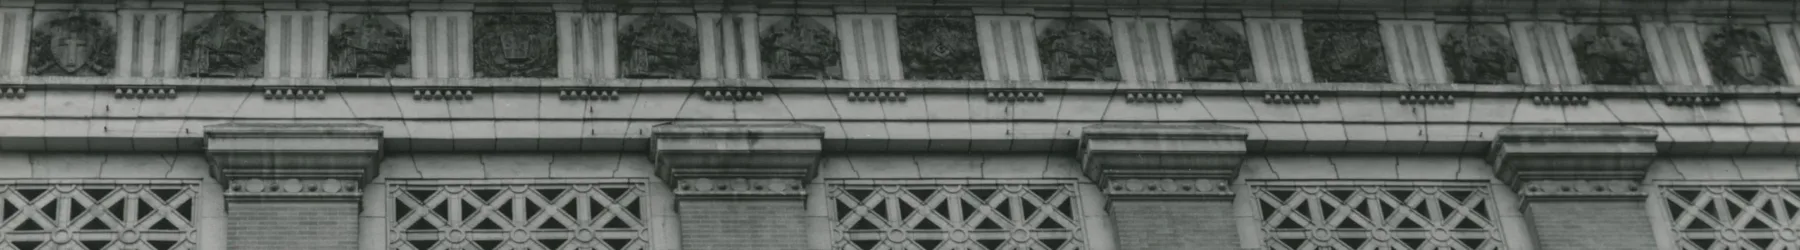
6 77 1800 97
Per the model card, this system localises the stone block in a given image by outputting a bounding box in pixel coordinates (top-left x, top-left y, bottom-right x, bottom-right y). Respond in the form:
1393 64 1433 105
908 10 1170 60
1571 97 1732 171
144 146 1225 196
885 122 930 151
1243 97 1302 122
652 123 824 182
1329 155 1399 179
1194 96 1256 120
1489 126 1659 184
490 92 541 119
1464 97 1519 123
205 123 384 188
1299 123 1345 152
340 92 404 119
982 155 1051 179
1736 99 1784 123
1341 124 1388 153
1010 93 1063 120
1598 97 1662 123
1392 155 1464 180
1081 124 1249 180
1733 157 1800 180
1057 94 1113 120
781 94 839 120
1154 96 1213 121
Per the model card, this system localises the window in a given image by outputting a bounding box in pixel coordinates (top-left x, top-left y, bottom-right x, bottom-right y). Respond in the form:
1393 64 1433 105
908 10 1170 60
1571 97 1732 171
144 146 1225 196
830 183 1085 250
1660 186 1800 250
0 182 200 250
1254 184 1509 250
388 181 649 250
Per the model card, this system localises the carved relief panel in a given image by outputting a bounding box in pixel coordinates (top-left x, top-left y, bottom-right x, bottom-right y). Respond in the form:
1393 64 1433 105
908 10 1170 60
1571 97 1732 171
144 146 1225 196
1699 23 1787 85
389 181 650 250
1570 22 1654 85
898 13 982 80
28 11 115 77
1037 18 1120 81
1254 184 1510 250
0 182 201 250
1173 19 1254 82
329 14 410 78
618 14 699 79
830 183 1086 250
473 14 557 78
1438 21 1523 84
181 13 265 78
759 15 842 80
1304 20 1391 83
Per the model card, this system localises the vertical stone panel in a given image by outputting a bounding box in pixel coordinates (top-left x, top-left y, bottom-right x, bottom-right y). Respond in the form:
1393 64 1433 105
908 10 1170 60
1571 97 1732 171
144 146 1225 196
974 15 1042 81
1111 16 1177 82
836 14 902 80
1245 17 1311 83
0 8 27 77
265 10 328 78
1772 23 1800 85
697 12 759 79
1381 19 1448 83
1525 201 1659 250
556 12 617 79
1112 200 1238 250
410 11 471 78
118 9 180 77
1509 20 1581 85
1641 20 1713 85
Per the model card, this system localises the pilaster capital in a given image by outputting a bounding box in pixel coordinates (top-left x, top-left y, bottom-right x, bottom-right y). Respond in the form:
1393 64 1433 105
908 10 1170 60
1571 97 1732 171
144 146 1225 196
204 123 383 201
1489 126 1658 200
651 123 824 199
1080 123 1248 199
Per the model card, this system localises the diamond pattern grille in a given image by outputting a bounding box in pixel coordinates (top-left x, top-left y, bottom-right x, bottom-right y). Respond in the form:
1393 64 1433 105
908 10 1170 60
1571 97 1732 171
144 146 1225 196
0 183 200 250
389 182 648 250
1253 185 1506 250
830 183 1084 250
1662 186 1800 250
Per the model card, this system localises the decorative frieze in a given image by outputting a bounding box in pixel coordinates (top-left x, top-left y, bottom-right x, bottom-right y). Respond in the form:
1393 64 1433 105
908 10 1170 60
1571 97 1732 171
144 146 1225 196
651 123 823 199
117 10 180 77
1398 94 1455 105
557 12 618 79
619 14 699 79
558 88 619 101
473 14 556 78
0 182 201 250
829 183 1086 250
1660 185 1800 249
225 178 361 201
1245 16 1311 83
674 177 805 197
1664 95 1724 106
1173 18 1254 82
1112 17 1177 82
1641 20 1713 85
1124 91 1183 103
1262 92 1320 104
0 8 25 77
411 88 473 101
1513 179 1644 200
411 11 472 78
388 181 649 250
846 90 905 102
1253 184 1510 250
330 13 410 78
0 86 22 98
1529 95 1590 105
114 86 176 99
30 11 116 77
898 15 982 80
698 12 760 79
265 11 329 78
985 90 1044 102
701 88 763 101
1509 20 1581 85
975 15 1043 81
181 12 265 78
1105 178 1231 198
261 87 326 100
836 14 901 80
1380 19 1447 83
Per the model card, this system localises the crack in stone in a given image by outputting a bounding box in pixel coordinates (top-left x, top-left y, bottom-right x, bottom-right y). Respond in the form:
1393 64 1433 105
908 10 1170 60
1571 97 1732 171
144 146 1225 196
1261 155 1283 179
160 154 178 178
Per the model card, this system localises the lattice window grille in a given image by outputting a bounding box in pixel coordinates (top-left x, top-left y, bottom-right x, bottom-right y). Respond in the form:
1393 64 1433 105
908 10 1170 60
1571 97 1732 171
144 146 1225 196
830 183 1085 250
1253 185 1507 250
0 182 200 250
388 181 649 250
1661 186 1800 250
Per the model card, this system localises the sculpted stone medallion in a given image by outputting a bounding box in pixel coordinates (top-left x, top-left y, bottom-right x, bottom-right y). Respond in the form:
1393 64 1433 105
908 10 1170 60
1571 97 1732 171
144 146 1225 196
1571 25 1653 85
898 16 982 80
1305 21 1390 83
182 13 265 78
1702 26 1786 85
618 15 699 79
1174 20 1254 82
1441 23 1522 84
760 16 842 80
29 12 115 76
1038 19 1120 81
473 14 557 78
330 14 410 78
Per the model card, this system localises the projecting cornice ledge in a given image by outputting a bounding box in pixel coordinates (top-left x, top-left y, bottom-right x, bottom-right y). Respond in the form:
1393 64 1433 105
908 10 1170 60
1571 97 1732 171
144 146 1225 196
204 123 383 202
651 122 824 200
1080 123 1248 200
1489 126 1658 202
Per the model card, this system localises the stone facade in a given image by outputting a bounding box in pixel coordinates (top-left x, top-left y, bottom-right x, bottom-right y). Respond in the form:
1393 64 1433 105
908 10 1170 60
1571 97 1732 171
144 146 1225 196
1 1 1800 250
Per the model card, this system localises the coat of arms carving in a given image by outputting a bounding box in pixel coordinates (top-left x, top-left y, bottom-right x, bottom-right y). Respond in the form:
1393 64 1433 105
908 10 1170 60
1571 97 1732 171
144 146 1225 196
473 14 557 78
330 14 410 78
29 12 115 76
181 13 265 78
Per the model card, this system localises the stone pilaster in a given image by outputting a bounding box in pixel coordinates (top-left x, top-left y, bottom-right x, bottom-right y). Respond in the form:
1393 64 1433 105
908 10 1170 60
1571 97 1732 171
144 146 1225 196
651 123 823 250
1080 123 1247 250
204 123 383 249
1489 126 1660 250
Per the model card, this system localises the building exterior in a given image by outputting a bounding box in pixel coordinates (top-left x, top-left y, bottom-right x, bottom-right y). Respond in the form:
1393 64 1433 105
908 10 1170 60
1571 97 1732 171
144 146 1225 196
0 0 1799 250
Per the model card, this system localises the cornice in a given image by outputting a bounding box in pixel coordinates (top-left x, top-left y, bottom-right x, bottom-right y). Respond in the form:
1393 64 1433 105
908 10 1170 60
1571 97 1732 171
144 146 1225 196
7 0 1796 15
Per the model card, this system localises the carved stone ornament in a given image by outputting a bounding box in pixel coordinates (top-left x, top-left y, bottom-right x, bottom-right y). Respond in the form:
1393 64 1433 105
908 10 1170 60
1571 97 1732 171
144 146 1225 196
1105 178 1232 198
898 16 983 80
29 12 115 76
182 13 265 78
619 15 699 79
675 178 806 197
760 16 842 80
1514 179 1644 200
226 178 362 201
1441 23 1522 84
1305 21 1390 83
330 14 410 78
1571 25 1653 85
473 14 557 78
1039 19 1120 81
1703 26 1786 85
1174 20 1254 82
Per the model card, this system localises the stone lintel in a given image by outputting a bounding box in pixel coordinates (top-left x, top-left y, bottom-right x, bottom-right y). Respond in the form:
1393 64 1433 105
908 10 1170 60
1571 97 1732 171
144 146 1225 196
1490 126 1658 200
652 123 824 199
205 123 382 200
1081 124 1248 199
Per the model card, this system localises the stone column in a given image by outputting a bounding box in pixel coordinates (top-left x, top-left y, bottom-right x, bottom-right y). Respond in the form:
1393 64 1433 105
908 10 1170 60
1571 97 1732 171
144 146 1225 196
1080 124 1249 250
1489 126 1660 250
203 123 384 250
650 123 824 250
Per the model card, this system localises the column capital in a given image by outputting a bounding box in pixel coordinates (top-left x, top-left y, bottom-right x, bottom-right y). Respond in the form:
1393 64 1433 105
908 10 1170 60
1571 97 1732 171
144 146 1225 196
651 122 824 199
204 123 384 202
1080 123 1248 200
1489 126 1658 201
